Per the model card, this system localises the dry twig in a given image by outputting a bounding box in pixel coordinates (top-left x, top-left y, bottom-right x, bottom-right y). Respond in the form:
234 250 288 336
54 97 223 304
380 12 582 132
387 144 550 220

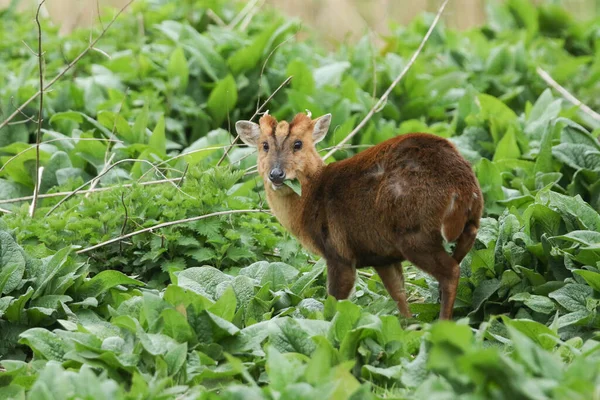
0 0 134 131
76 209 269 254
322 0 450 161
45 159 190 217
30 0 46 217
536 67 600 123
0 137 123 175
0 177 181 205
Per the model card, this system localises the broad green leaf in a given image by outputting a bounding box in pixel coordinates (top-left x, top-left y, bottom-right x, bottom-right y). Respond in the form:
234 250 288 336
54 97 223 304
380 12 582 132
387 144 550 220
207 75 238 126
148 115 166 156
167 47 189 92
132 104 150 144
573 270 600 292
286 59 315 94
502 317 558 350
284 179 302 196
509 292 556 314
269 318 316 356
0 231 26 295
19 328 68 361
33 247 72 300
549 284 593 313
493 126 521 161
77 270 144 298
209 285 237 322
265 345 305 391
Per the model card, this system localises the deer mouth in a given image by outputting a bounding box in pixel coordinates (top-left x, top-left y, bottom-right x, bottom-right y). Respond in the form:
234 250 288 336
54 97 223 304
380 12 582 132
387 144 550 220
271 182 284 190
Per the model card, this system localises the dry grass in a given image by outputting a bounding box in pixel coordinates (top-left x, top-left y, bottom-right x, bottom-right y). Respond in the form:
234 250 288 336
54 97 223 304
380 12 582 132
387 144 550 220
1 0 598 40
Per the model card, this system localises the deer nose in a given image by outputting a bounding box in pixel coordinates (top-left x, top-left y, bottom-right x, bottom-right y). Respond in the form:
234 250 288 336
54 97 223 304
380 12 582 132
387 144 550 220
269 167 286 184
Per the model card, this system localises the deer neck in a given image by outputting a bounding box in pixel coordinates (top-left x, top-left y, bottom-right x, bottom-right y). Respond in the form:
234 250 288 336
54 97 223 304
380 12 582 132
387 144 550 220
264 159 325 247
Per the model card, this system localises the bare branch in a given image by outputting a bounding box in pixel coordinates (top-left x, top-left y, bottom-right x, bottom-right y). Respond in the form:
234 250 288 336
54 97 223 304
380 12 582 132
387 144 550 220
0 0 134 132
136 145 238 182
536 67 600 123
119 192 129 252
87 153 115 198
227 0 259 29
216 76 293 166
76 209 269 254
45 158 192 217
0 177 181 205
0 137 123 175
31 0 46 217
206 9 226 26
0 207 12 214
239 0 265 31
322 0 450 161
28 167 43 217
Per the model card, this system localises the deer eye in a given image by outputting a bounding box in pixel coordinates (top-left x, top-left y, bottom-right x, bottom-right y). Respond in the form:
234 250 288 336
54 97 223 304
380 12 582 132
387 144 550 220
293 140 303 151
262 142 269 152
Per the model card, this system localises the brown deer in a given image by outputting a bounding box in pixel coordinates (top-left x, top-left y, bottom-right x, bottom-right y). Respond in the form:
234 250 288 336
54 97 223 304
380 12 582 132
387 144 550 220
235 112 483 320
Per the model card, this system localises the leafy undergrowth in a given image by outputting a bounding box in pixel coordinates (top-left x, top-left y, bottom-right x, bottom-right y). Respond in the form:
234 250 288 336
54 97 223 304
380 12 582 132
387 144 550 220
1 0 600 398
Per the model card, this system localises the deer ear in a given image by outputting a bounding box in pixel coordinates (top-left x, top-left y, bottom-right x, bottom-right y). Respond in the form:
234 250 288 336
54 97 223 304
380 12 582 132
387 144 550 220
235 120 261 147
312 113 331 143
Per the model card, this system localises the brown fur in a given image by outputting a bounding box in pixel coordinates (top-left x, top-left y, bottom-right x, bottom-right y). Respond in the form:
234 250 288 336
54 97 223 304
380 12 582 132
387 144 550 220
245 112 483 320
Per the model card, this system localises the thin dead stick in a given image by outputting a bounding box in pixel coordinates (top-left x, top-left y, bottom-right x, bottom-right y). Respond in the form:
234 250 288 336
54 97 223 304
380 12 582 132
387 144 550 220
227 0 259 29
76 209 268 254
28 167 43 217
0 177 181 205
216 76 293 166
322 0 450 161
239 0 265 31
0 138 123 175
536 67 600 123
0 207 12 214
87 153 115 198
30 0 46 217
0 0 134 131
45 158 190 217
136 145 239 182
206 9 226 26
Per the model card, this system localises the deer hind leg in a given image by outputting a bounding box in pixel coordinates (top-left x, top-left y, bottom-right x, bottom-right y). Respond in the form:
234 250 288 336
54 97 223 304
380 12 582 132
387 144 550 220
374 264 412 318
326 260 356 300
400 240 459 320
452 222 479 264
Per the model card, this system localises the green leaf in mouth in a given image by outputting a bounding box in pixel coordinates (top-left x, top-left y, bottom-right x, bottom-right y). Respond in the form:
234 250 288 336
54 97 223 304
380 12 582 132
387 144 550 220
283 179 302 196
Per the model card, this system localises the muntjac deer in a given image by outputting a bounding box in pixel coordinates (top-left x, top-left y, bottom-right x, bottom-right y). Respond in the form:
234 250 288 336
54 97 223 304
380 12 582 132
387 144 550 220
235 112 483 320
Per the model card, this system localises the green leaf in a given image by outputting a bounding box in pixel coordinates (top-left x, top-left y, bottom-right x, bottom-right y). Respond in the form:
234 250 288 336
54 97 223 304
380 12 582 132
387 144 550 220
502 317 558 350
549 284 593 312
0 231 26 295
287 59 315 94
509 292 556 314
207 74 238 126
132 104 150 144
164 342 187 375
210 285 237 322
269 318 316 356
284 179 302 196
33 247 72 300
493 126 521 161
176 266 232 299
167 47 189 92
573 269 600 292
149 115 166 157
77 270 144 298
19 328 68 361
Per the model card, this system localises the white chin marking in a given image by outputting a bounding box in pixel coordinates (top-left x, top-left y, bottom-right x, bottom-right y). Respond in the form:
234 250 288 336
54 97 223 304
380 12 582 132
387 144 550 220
271 183 280 191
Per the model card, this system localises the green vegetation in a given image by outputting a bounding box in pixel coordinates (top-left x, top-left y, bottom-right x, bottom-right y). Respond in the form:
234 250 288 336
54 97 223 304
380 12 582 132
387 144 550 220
1 0 600 398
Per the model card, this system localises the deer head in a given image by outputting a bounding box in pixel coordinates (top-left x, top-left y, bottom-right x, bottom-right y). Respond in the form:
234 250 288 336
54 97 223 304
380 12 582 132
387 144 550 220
235 112 332 192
